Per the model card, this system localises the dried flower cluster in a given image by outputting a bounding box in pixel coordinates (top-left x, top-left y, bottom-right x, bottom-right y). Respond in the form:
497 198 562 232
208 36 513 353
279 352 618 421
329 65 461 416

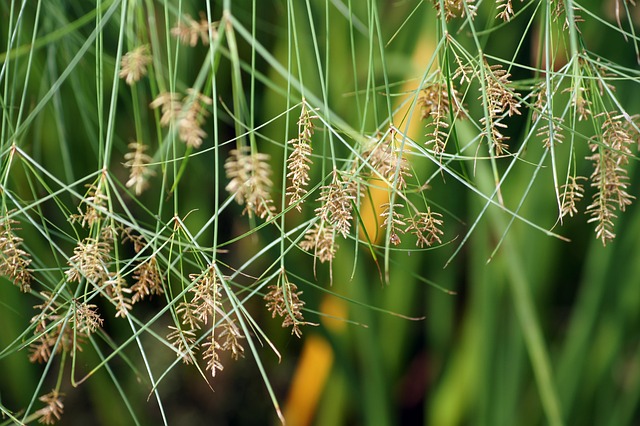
121 227 164 303
419 80 463 157
433 0 476 21
35 390 64 425
365 129 412 190
105 274 132 318
537 119 565 149
65 237 110 285
585 112 635 245
119 45 152 85
315 169 356 238
406 207 445 247
560 176 586 219
167 266 244 376
130 255 163 303
264 271 311 337
479 61 522 156
496 0 515 21
300 222 338 264
124 141 155 195
225 146 276 218
286 102 316 210
70 183 108 228
171 13 218 47
0 214 32 292
150 89 213 148
29 293 102 364
381 203 406 246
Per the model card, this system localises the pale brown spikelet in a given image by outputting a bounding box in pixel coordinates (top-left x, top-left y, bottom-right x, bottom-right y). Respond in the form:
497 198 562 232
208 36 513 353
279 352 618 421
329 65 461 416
625 114 640 148
380 203 406 246
406 207 445 247
225 146 276 219
124 141 155 195
35 390 64 425
496 0 515 21
585 112 635 245
167 325 198 365
119 45 152 85
65 237 110 285
70 183 108 228
264 271 312 337
0 214 33 292
150 92 183 126
105 274 132 318
315 169 355 238
420 82 454 157
299 222 338 264
171 12 218 47
150 90 212 148
537 119 565 148
178 89 213 148
202 334 224 376
130 255 163 303
73 302 103 336
433 0 476 21
286 102 316 210
453 51 476 86
365 129 412 190
29 293 76 363
479 61 522 156
121 226 147 253
560 176 586 218
187 265 223 325
218 318 245 360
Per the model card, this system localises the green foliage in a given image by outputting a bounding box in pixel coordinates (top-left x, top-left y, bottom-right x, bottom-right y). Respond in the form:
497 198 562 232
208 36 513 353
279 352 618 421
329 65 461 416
1 0 639 425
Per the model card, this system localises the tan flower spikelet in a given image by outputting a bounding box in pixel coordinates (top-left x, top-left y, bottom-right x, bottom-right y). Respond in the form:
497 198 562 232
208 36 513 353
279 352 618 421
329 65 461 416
365 129 412 190
315 169 355 238
131 256 163 303
202 308 245 375
150 92 182 126
264 271 311 337
119 45 152 85
225 146 276 219
167 326 198 365
150 90 212 148
0 215 32 292
65 237 110 285
536 119 565 149
433 0 476 21
74 302 103 336
586 112 635 245
124 141 155 195
406 207 445 247
202 334 223 376
286 102 316 210
560 176 586 218
299 222 337 264
178 89 213 148
419 81 463 157
35 390 64 425
171 12 218 46
479 61 522 156
70 183 108 228
187 265 223 326
218 318 245 360
380 203 406 246
105 274 132 318
496 0 515 21
29 293 77 363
